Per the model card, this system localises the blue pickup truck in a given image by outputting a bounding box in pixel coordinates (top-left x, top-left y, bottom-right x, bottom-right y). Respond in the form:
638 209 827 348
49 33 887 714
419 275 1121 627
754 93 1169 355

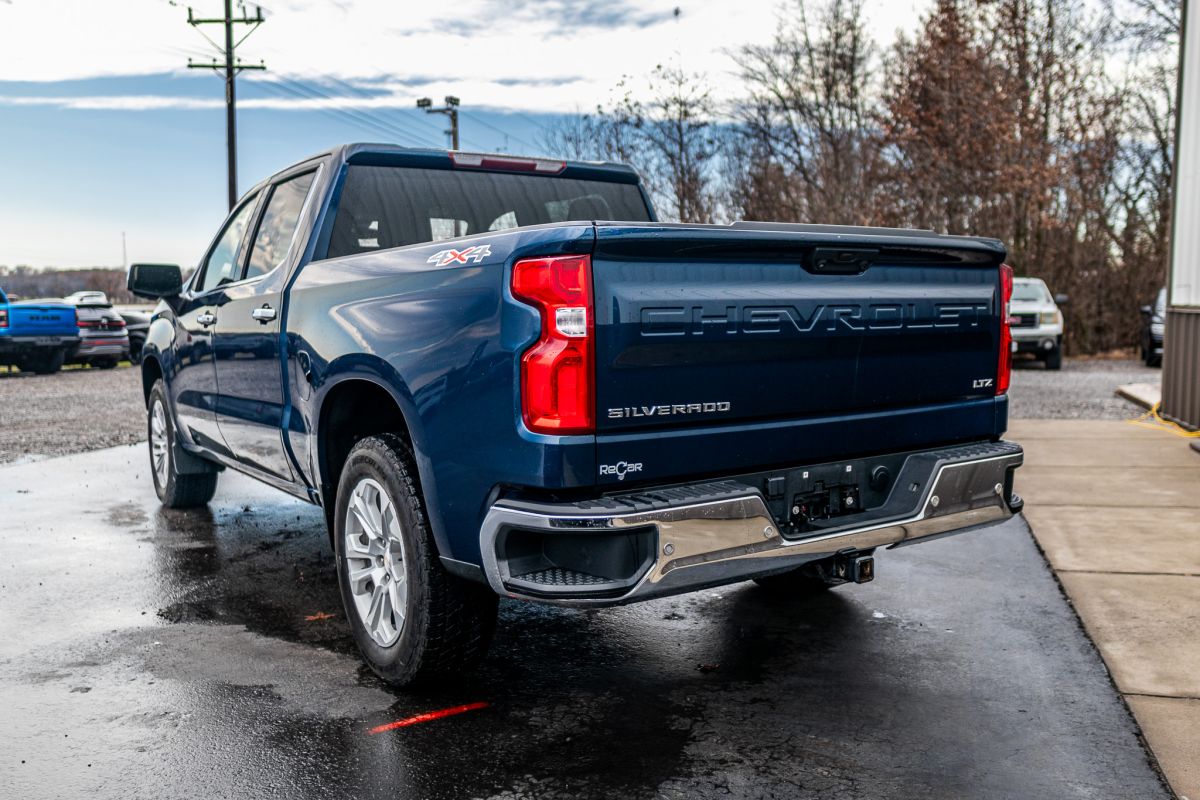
0 288 79 374
130 144 1024 687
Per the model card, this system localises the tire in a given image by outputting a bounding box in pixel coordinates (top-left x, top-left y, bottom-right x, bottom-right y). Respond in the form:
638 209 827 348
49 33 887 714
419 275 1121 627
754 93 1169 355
147 380 218 508
30 348 64 375
1145 343 1162 368
1044 345 1063 370
334 434 498 688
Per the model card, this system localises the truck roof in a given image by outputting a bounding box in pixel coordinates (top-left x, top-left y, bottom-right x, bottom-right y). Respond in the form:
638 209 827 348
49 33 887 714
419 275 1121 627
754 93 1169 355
261 143 641 192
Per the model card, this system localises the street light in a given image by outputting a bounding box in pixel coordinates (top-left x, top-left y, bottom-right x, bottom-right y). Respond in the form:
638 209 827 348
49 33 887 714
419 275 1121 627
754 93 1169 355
416 96 460 150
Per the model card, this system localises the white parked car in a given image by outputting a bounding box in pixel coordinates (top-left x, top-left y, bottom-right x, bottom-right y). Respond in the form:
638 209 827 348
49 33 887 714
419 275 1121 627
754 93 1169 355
1008 277 1066 370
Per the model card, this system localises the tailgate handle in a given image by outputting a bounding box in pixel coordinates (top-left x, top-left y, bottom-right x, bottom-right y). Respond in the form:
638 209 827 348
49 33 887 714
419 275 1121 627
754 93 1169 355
808 247 878 275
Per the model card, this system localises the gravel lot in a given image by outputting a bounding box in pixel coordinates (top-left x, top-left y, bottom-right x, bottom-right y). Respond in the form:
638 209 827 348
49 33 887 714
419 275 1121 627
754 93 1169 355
0 356 1158 465
0 364 144 464
1009 356 1160 420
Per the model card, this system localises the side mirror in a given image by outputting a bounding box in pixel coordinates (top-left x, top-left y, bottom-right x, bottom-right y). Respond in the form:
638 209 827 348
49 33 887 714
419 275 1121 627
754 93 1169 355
1140 305 1153 315
1054 293 1069 306
127 263 183 299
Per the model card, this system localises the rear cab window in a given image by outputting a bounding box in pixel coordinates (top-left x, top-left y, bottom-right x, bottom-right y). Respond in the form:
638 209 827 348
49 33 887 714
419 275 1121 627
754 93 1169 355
323 165 651 260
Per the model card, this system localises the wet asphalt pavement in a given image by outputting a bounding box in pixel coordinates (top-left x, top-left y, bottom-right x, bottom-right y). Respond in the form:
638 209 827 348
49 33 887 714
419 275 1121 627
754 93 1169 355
0 445 1169 800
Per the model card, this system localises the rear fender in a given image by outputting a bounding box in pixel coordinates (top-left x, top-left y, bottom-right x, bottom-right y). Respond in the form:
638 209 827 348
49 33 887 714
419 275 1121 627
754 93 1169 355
308 355 452 555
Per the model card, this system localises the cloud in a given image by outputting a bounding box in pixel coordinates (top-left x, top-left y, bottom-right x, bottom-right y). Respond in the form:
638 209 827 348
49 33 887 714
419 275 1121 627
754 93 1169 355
0 94 223 111
0 70 599 115
0 0 928 112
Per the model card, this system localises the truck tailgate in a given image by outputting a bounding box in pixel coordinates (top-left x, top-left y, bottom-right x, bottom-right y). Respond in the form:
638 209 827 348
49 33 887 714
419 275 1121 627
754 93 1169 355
591 223 1008 484
7 301 76 336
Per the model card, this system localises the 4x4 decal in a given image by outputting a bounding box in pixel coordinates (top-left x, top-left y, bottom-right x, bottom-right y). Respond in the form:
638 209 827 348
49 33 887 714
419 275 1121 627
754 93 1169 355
427 244 492 266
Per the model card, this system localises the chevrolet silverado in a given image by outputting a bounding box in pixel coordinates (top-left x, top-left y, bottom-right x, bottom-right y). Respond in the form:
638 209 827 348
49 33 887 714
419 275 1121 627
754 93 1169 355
130 144 1024 687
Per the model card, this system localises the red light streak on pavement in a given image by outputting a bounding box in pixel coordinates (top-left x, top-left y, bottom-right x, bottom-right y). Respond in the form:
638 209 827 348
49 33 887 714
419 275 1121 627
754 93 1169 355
367 701 489 734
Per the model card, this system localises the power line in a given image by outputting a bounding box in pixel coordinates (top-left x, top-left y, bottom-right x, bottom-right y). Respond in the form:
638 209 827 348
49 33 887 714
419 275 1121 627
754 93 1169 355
512 110 555 134
254 76 431 147
271 76 435 147
459 110 540 152
250 46 492 148
185 1 267 209
299 71 466 145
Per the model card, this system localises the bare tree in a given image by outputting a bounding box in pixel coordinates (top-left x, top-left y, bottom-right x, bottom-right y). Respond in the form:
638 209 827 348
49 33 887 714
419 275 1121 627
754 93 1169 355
538 0 1183 354
615 65 721 222
730 0 885 224
540 69 721 223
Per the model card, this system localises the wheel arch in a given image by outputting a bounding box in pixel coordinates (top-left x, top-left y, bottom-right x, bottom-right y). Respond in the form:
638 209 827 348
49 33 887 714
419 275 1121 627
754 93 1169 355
313 365 443 551
140 352 164 407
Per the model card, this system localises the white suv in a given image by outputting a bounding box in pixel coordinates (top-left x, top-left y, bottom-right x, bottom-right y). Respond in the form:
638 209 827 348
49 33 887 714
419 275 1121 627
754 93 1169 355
1009 277 1065 370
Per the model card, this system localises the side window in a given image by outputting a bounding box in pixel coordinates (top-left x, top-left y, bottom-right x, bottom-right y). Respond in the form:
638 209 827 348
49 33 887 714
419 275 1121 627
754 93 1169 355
244 172 317 280
197 196 258 293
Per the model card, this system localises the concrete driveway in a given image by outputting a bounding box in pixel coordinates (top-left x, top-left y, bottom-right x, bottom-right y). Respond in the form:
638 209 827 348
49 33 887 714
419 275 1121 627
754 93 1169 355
0 445 1170 799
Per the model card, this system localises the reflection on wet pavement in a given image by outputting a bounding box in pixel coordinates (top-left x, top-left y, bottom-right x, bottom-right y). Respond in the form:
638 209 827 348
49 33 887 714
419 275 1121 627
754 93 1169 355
0 445 1168 799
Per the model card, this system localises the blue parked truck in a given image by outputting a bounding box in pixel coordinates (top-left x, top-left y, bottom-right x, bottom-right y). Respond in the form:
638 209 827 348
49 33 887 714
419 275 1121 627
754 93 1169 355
130 144 1024 686
0 288 79 374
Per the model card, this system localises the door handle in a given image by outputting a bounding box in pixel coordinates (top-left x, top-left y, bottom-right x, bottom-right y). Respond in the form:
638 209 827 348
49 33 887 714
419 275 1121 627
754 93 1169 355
252 305 277 324
197 312 216 327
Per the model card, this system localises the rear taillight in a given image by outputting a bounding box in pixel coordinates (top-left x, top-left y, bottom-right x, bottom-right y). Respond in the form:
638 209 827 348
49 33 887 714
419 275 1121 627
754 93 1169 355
0 308 7 328
511 254 594 434
997 263 1013 395
111 318 126 328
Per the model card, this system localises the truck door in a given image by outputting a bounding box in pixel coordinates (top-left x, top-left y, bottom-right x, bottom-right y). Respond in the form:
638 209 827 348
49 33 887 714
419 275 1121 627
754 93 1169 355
172 193 259 454
212 170 316 482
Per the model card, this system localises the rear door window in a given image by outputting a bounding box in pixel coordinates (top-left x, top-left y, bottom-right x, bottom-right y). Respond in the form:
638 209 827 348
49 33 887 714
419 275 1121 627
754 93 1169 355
244 172 317 280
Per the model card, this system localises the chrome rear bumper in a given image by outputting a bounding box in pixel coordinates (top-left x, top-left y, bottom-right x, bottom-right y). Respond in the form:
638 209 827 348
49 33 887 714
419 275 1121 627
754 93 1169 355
480 441 1023 606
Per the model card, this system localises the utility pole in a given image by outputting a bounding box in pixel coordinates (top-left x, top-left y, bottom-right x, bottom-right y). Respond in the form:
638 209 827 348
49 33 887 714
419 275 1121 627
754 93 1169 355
186 2 266 210
417 96 460 150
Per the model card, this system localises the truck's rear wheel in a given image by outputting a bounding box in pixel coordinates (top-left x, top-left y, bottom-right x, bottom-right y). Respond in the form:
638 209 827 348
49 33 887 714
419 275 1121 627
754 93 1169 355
29 348 64 375
334 434 497 688
147 380 218 508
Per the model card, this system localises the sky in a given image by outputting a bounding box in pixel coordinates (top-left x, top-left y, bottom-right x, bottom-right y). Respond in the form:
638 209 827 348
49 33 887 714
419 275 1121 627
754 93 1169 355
0 0 929 269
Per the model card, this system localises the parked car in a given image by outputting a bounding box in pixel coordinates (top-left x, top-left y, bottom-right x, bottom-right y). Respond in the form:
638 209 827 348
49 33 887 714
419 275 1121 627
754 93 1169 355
1140 287 1166 367
117 307 152 364
1008 277 1066 369
130 144 1024 687
63 291 129 368
0 287 79 374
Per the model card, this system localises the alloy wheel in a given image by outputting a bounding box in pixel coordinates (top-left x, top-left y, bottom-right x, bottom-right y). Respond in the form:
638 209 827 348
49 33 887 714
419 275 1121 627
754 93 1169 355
344 477 409 646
